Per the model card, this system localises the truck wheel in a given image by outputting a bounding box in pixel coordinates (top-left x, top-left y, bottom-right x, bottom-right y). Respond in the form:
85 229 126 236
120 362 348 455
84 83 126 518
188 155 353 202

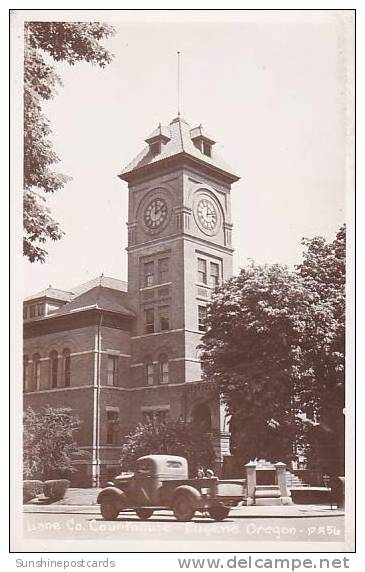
173 494 195 522
208 506 230 521
100 499 119 520
135 508 154 520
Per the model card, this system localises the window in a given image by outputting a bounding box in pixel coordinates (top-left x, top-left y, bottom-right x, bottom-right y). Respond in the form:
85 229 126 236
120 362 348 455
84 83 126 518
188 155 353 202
198 258 207 284
143 261 154 287
158 354 169 384
142 411 153 424
36 303 44 317
158 305 170 331
29 305 36 318
23 356 28 392
198 305 207 332
155 410 168 424
107 355 118 386
145 308 155 333
142 410 168 426
150 141 161 156
49 350 58 388
145 357 154 385
167 460 182 469
63 349 71 387
210 262 220 288
106 410 119 445
31 353 41 391
23 306 27 320
158 257 169 284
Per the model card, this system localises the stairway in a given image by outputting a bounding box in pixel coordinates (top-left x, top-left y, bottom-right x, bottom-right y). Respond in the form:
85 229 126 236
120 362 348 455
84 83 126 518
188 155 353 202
285 471 310 488
254 459 309 489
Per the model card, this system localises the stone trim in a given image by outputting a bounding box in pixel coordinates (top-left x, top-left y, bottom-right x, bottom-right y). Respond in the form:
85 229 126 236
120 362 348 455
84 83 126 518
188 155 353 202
127 232 234 255
25 350 131 362
139 282 172 292
131 328 184 340
141 405 170 411
24 379 212 394
131 356 200 368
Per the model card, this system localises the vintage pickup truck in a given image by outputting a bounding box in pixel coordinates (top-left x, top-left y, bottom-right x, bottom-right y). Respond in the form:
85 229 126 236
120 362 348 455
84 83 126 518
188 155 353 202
97 454 245 522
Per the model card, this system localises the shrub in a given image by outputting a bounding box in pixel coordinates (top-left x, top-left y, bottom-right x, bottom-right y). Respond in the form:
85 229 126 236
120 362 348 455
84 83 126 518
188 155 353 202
120 419 216 476
23 480 43 503
43 479 70 501
23 406 81 481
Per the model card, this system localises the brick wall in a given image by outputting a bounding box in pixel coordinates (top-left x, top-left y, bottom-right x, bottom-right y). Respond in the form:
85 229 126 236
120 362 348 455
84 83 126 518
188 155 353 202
24 387 94 446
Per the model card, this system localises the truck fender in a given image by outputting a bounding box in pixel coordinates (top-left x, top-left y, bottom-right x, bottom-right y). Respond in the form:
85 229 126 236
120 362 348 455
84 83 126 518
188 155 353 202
172 485 203 509
97 487 127 508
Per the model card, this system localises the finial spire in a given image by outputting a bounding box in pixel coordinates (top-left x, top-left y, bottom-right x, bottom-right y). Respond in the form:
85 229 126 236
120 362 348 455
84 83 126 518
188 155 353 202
177 51 182 117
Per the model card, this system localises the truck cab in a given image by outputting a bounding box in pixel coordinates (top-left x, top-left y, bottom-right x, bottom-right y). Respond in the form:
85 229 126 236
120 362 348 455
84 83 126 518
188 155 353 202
97 454 244 522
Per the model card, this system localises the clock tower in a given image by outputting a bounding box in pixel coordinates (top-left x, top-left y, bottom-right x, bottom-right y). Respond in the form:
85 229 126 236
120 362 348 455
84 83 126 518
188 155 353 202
119 115 239 468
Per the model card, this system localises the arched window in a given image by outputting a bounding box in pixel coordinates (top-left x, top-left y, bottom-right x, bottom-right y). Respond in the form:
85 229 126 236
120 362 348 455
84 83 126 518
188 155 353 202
158 354 169 384
31 353 41 392
145 356 154 386
62 349 71 387
23 355 28 392
49 350 58 389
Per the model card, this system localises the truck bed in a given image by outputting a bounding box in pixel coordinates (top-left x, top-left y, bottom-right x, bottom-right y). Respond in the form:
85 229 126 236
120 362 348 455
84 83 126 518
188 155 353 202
158 477 245 505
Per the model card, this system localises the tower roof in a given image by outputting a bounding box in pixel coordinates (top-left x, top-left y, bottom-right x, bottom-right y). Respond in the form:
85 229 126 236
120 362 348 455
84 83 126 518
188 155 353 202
119 116 239 183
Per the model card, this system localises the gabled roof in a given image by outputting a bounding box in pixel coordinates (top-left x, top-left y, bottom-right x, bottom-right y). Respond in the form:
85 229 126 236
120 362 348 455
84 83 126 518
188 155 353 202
52 285 134 318
119 116 239 182
24 287 74 303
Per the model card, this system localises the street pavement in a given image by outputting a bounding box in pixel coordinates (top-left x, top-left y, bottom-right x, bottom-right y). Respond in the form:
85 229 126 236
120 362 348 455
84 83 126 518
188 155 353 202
23 506 345 545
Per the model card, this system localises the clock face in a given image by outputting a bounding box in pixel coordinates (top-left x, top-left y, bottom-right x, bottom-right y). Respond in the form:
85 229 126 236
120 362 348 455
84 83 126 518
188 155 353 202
196 198 218 232
143 197 168 231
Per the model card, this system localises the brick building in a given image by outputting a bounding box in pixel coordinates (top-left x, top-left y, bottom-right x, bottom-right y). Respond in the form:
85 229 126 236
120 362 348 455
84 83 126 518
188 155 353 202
23 115 240 486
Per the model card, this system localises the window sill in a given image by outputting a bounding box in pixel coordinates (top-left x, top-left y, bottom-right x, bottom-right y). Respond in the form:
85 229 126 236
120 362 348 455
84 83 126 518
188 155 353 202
196 282 212 289
140 282 172 292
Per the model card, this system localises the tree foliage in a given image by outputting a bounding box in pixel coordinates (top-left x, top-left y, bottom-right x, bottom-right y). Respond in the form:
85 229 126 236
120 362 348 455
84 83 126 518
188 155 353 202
24 21 115 262
199 226 345 472
23 406 82 480
119 420 216 476
297 225 346 473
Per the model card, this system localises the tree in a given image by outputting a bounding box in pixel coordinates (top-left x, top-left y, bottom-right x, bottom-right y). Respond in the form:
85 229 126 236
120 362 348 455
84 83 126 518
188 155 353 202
24 21 115 262
23 406 82 480
297 225 346 473
199 226 345 470
119 420 216 476
200 264 315 464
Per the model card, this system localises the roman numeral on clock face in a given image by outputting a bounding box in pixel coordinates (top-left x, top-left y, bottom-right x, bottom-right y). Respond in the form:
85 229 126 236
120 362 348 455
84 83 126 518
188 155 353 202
197 198 218 232
144 197 168 230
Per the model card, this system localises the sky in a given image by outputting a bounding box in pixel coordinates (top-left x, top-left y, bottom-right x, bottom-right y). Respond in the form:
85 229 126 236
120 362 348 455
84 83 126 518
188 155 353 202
21 10 350 297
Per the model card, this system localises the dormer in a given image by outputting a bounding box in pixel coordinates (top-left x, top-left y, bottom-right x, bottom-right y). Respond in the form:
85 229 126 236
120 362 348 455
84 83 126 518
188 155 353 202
190 125 216 157
145 124 171 157
23 286 74 321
